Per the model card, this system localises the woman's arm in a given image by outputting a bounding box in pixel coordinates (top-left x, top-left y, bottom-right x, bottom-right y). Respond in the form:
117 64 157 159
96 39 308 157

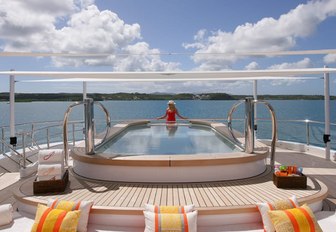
156 110 168 120
175 109 188 119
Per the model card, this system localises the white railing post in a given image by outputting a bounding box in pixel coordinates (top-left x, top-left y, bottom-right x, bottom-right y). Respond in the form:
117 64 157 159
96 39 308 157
324 66 331 160
253 80 258 139
9 70 17 149
83 82 87 100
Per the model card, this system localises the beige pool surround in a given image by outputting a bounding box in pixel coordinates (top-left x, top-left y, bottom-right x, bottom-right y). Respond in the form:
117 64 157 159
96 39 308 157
71 120 269 182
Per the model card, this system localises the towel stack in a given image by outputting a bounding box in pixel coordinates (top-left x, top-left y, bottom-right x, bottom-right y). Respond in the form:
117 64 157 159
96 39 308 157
37 149 65 181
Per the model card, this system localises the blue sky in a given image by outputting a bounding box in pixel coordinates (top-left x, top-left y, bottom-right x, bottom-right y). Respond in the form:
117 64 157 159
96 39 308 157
0 0 336 95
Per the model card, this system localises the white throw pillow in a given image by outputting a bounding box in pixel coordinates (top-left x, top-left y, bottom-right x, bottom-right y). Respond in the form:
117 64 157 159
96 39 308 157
144 210 197 232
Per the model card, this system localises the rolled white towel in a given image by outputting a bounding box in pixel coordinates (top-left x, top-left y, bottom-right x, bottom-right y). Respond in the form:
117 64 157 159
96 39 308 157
38 149 64 164
38 174 62 181
0 204 13 226
38 163 63 176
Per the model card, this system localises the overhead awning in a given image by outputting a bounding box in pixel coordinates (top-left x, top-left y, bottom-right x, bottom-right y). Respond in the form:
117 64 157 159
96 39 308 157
0 68 335 82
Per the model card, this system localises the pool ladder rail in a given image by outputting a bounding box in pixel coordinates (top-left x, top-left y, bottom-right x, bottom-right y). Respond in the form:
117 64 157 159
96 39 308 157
62 98 111 167
227 98 277 168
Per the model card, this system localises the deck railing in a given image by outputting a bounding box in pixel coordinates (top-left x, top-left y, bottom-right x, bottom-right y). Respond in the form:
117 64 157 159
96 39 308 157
1 118 336 162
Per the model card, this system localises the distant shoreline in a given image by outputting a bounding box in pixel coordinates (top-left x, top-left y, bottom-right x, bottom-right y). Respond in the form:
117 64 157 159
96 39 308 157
0 92 335 102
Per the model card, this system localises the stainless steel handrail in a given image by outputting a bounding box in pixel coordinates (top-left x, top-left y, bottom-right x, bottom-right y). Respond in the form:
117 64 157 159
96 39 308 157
93 102 111 150
227 99 278 168
63 101 83 167
63 100 111 166
0 138 25 168
227 100 245 149
255 100 277 168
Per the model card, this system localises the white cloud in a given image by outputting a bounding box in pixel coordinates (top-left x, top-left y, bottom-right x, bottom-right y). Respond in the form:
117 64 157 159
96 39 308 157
184 0 336 70
268 57 312 69
324 54 336 64
0 1 178 71
268 58 312 86
245 62 259 70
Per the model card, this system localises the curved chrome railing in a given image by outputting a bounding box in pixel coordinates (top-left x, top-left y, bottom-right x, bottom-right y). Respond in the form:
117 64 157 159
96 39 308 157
63 101 83 167
62 99 111 166
93 102 111 150
256 100 277 168
227 100 245 149
227 99 278 168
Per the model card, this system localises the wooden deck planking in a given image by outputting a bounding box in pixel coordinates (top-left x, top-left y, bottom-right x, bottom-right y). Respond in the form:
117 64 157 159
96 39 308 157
13 148 333 213
197 184 214 207
182 185 193 205
186 184 200 207
214 184 234 206
177 185 186 206
140 185 153 207
201 183 222 207
160 185 168 205
0 149 331 215
239 180 272 203
133 185 148 207
167 185 173 205
153 185 163 206
146 185 157 205
15 168 324 211
121 184 138 207
192 185 207 207
127 184 143 207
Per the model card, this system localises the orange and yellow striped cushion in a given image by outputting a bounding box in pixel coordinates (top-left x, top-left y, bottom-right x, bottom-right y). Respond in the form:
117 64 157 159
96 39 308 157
256 195 299 232
268 204 323 232
145 204 194 214
47 199 93 232
31 204 80 232
143 211 197 232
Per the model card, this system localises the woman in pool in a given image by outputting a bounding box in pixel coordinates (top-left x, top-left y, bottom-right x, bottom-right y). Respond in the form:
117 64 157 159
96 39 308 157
156 100 188 123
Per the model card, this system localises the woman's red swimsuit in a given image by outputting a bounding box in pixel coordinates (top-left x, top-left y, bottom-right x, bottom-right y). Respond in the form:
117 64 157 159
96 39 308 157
166 109 176 122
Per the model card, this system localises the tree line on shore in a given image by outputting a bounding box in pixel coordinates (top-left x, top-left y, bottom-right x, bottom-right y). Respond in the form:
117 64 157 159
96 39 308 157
0 92 334 102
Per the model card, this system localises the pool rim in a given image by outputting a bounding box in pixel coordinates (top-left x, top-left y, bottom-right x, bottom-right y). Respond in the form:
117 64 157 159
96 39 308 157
71 119 269 167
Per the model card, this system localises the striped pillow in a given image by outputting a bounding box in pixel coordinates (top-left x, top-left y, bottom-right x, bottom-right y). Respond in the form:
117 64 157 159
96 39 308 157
145 204 194 214
31 204 80 232
256 195 299 232
47 199 93 232
268 204 323 232
144 211 197 232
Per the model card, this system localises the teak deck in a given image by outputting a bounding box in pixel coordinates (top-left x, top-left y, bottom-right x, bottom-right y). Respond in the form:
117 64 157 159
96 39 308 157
0 149 333 215
14 165 327 215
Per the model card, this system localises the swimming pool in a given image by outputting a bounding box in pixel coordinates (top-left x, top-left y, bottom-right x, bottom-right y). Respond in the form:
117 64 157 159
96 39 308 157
71 120 268 182
97 124 240 156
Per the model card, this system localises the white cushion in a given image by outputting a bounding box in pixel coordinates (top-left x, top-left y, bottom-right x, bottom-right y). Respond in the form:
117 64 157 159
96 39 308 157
0 211 34 232
144 210 197 232
0 204 13 226
144 204 194 213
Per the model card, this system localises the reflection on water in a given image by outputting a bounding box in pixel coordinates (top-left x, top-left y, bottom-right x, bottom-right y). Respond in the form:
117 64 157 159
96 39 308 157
99 124 240 156
166 123 178 137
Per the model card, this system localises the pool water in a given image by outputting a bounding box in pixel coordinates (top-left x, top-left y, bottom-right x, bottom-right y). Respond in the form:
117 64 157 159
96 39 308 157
98 124 240 155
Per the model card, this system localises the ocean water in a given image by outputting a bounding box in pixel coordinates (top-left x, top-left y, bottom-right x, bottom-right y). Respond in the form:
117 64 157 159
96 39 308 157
0 100 335 149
